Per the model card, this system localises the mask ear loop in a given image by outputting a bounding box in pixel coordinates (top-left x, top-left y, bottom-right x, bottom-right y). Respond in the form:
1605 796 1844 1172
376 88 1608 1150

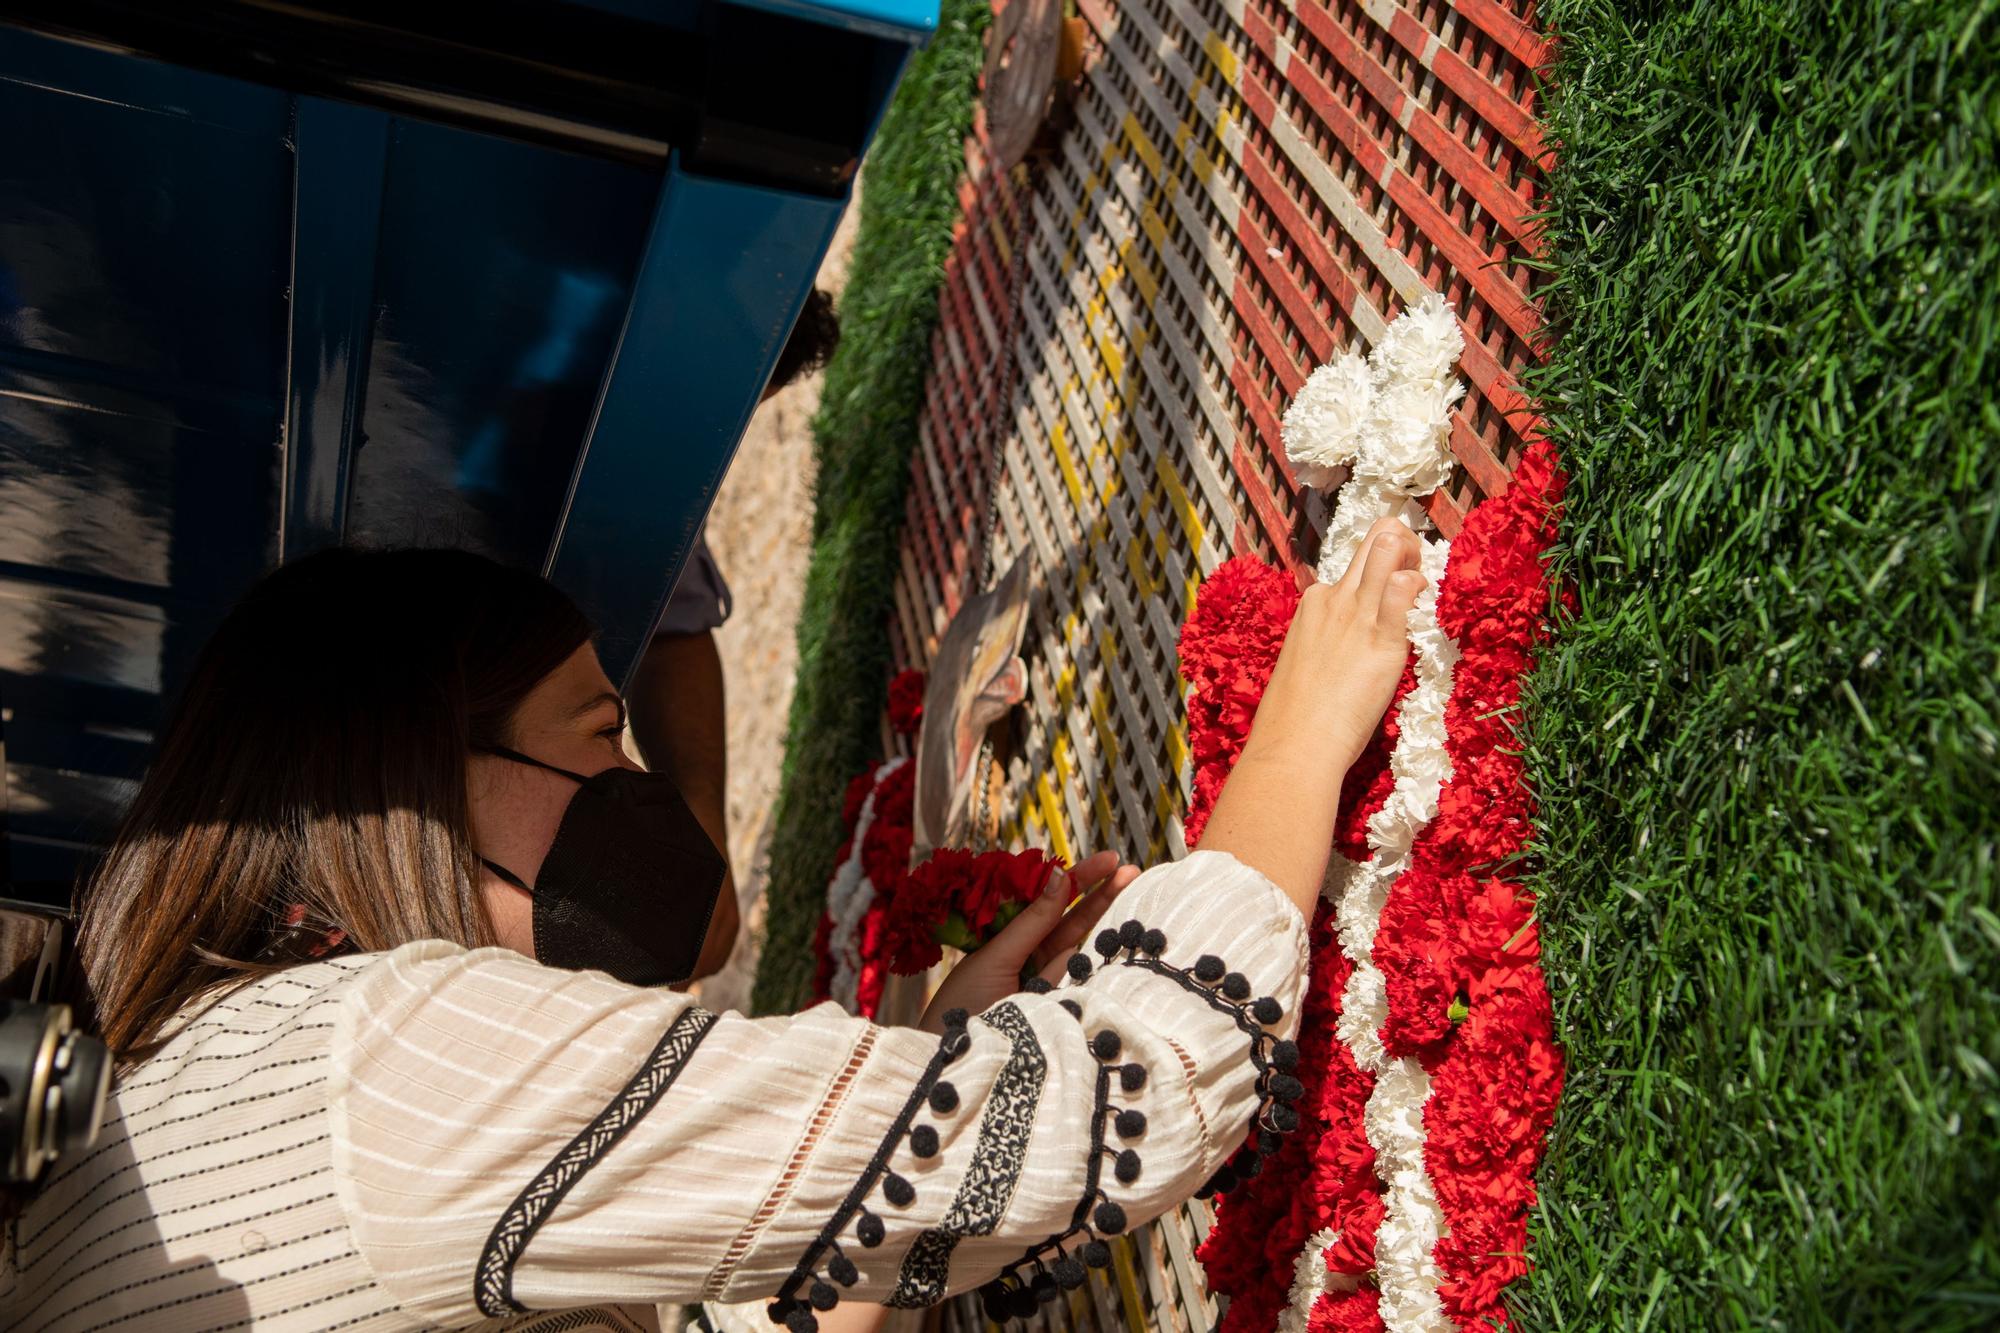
483 745 590 784
475 748 588 894
481 858 535 893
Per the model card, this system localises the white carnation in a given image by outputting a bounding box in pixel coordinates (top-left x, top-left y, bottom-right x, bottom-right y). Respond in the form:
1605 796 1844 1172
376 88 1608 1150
1279 1228 1362 1333
1369 290 1462 390
1282 348 1376 490
1353 377 1460 494
822 757 907 1011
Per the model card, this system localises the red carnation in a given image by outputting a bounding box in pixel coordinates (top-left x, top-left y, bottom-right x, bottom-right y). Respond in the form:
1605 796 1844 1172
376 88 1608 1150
877 855 953 974
1178 557 1300 845
860 762 917 887
840 769 877 828
886 668 927 735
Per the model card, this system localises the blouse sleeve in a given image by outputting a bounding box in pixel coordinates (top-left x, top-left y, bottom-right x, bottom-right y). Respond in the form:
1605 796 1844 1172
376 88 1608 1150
328 849 1308 1328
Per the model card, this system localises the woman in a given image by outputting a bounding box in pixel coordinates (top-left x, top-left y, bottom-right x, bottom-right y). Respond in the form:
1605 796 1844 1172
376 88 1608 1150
0 517 1425 1332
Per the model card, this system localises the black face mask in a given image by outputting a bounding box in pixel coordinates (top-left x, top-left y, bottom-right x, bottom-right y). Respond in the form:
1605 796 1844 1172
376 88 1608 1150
480 747 727 987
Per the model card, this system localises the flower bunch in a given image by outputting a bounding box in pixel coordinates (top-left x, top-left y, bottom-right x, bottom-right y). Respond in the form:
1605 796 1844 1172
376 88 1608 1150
813 744 1063 1014
877 844 1061 974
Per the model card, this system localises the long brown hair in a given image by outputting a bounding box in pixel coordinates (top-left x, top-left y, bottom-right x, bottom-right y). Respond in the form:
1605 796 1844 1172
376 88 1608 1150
74 547 593 1064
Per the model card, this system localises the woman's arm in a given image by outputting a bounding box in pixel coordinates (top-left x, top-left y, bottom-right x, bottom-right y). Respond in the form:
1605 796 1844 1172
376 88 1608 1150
331 852 1305 1326
1198 515 1425 913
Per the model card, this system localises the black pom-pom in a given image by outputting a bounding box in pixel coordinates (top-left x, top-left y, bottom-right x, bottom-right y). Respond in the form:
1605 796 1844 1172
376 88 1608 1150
1055 1254 1088 1289
1257 1129 1284 1156
1059 999 1083 1019
1031 1272 1059 1305
769 1299 796 1324
828 1254 859 1286
1095 928 1121 959
1090 1029 1122 1061
809 1281 839 1311
1114 1148 1142 1184
1067 953 1093 982
1094 1200 1128 1234
1081 1239 1113 1269
1139 928 1167 956
1221 972 1252 1001
1271 1039 1301 1070
929 1082 959 1114
1116 919 1145 950
1269 1074 1305 1105
910 1124 940 1158
1009 1284 1040 1319
1192 955 1226 983
981 1285 1011 1323
786 1309 819 1333
1241 1153 1264 1179
941 1029 971 1060
1023 976 1054 995
1114 1108 1147 1138
1119 1062 1147 1093
1202 1164 1239 1197
941 1007 969 1030
1269 1103 1300 1133
882 1172 915 1207
856 1211 885 1247
1251 997 1283 1026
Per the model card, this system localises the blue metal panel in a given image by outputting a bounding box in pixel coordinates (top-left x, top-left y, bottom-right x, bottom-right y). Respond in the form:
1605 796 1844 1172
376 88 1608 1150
0 26 292 900
544 159 846 686
1 0 919 899
282 97 390 557
567 0 937 42
344 119 656 568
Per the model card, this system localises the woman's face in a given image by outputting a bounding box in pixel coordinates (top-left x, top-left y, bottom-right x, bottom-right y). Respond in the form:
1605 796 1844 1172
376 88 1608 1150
467 642 640 957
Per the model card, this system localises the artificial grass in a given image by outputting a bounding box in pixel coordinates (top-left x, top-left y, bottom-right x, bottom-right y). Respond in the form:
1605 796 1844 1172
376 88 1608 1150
750 0 990 1016
1520 0 1999 1327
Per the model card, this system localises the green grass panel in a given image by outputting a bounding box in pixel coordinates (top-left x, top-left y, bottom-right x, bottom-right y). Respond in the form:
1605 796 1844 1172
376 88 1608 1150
1520 0 2000 1326
750 0 991 1017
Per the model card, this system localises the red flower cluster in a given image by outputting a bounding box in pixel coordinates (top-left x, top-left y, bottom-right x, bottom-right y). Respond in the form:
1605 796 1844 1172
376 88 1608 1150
1176 557 1299 845
887 668 927 735
1188 439 1569 1331
860 760 916 890
813 755 1062 1015
1200 913 1388 1332
879 844 1060 974
1380 440 1566 1328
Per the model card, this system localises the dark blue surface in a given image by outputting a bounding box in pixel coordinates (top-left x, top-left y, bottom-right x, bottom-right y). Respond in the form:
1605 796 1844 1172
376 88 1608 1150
0 0 934 902
547 161 846 681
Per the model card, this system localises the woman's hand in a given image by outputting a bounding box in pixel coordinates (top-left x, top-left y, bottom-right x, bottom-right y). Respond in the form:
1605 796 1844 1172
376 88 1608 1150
917 851 1142 1033
1198 515 1426 914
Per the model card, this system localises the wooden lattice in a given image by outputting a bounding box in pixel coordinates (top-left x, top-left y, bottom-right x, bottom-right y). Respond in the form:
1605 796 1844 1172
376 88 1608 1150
889 0 1551 1326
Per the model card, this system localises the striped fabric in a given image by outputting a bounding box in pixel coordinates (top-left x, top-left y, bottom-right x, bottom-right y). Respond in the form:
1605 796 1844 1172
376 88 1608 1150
1 851 1303 1331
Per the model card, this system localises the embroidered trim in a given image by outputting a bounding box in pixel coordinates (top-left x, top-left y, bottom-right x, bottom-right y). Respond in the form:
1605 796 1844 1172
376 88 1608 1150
768 1014 971 1332
980 917 1306 1321
1097 931 1302 1199
475 1007 718 1317
887 1003 1048 1308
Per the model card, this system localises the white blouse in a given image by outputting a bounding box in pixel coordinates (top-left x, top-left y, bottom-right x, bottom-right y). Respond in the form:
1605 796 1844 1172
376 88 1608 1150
1 850 1307 1331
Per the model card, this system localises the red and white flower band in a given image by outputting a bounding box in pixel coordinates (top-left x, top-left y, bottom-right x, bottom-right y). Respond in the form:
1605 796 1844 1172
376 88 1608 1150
1188 296 1566 1333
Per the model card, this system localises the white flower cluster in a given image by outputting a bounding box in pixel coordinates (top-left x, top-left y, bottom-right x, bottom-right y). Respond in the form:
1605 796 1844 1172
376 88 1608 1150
1285 295 1468 1333
823 757 908 1013
1282 291 1465 501
1279 1227 1361 1333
